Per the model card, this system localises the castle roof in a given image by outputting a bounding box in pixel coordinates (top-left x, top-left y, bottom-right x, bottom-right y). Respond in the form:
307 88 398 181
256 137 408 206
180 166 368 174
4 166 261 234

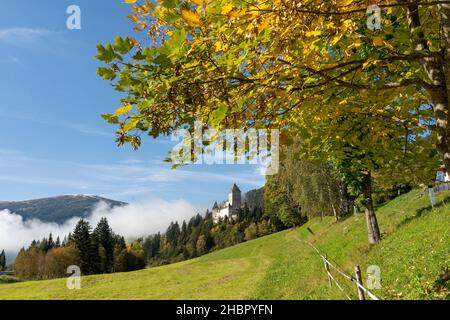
212 201 218 209
230 183 241 193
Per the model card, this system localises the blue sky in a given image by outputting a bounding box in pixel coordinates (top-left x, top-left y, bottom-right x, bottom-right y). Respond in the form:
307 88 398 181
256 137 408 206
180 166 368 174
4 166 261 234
0 0 265 208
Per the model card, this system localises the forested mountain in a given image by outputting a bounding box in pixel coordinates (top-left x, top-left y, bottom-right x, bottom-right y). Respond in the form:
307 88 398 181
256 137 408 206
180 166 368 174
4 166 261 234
0 195 126 223
243 188 264 210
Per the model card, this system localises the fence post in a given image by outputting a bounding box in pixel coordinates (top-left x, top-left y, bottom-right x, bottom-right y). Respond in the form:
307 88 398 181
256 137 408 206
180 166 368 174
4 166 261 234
355 265 365 300
324 255 332 288
428 187 436 208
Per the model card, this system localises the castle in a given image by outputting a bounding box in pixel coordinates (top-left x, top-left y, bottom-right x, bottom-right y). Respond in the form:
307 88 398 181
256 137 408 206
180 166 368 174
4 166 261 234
212 184 242 223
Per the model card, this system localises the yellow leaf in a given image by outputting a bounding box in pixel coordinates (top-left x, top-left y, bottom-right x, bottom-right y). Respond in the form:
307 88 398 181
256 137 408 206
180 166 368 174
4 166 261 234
189 39 202 53
257 18 270 33
123 118 140 132
214 40 222 51
338 0 354 6
343 19 354 28
372 36 384 47
363 58 378 69
346 38 363 52
221 4 234 15
228 9 246 17
129 38 139 47
331 34 343 45
124 0 137 4
115 105 133 116
190 0 210 4
181 9 202 27
140 5 151 13
306 30 321 37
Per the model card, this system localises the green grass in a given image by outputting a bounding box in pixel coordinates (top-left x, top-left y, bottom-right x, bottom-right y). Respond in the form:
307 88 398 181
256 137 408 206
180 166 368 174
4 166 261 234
0 189 448 300
0 276 19 284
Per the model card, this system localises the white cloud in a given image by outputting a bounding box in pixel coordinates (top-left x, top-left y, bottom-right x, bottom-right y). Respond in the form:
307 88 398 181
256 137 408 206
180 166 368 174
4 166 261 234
0 198 197 263
0 210 77 262
0 28 59 43
90 199 197 238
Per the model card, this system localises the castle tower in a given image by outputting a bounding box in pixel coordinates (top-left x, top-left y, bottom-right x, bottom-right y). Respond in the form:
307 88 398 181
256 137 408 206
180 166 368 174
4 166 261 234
228 183 241 211
212 201 219 221
211 184 242 223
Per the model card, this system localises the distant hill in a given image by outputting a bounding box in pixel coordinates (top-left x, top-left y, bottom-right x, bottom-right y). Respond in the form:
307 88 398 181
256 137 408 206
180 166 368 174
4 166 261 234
0 195 126 223
243 187 264 210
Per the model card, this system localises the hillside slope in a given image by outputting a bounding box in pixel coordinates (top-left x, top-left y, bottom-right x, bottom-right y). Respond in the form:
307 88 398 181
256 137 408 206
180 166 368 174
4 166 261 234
0 189 448 300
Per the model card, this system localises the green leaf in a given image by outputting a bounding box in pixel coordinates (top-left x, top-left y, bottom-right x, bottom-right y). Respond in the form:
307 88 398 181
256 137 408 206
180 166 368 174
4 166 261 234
97 67 116 80
113 36 134 55
101 113 119 124
210 103 228 126
162 0 177 9
95 44 121 63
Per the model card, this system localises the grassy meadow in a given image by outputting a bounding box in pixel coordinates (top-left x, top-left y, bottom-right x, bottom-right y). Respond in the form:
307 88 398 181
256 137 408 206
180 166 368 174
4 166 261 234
0 189 448 300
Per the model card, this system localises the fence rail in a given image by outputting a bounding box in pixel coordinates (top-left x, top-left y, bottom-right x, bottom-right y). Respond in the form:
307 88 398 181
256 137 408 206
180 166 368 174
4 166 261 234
433 182 450 193
304 241 380 300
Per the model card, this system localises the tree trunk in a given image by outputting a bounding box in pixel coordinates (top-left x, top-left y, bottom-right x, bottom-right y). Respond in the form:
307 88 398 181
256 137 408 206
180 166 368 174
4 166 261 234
405 1 450 171
331 202 338 221
437 3 450 171
431 90 450 171
324 177 339 221
361 171 381 245
338 181 350 218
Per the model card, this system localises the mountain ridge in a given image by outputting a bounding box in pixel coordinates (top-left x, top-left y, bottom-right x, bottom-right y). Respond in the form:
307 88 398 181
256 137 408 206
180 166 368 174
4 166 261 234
0 195 127 223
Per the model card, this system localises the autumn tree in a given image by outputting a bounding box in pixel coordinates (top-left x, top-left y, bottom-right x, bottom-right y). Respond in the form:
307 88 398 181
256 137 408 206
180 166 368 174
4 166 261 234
244 223 259 241
43 246 79 279
265 154 346 223
96 0 450 244
13 247 44 280
296 89 439 242
126 241 146 271
96 0 450 163
196 234 208 255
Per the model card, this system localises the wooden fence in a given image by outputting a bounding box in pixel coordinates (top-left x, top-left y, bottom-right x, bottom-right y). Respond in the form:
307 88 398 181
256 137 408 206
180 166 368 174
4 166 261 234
433 182 450 193
428 182 450 207
305 241 380 300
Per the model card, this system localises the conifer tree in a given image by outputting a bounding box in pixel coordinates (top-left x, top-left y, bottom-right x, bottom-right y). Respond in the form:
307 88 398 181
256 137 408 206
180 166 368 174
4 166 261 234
93 218 115 273
55 236 61 248
72 219 93 275
67 232 72 243
47 233 55 250
0 250 6 271
61 236 67 247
